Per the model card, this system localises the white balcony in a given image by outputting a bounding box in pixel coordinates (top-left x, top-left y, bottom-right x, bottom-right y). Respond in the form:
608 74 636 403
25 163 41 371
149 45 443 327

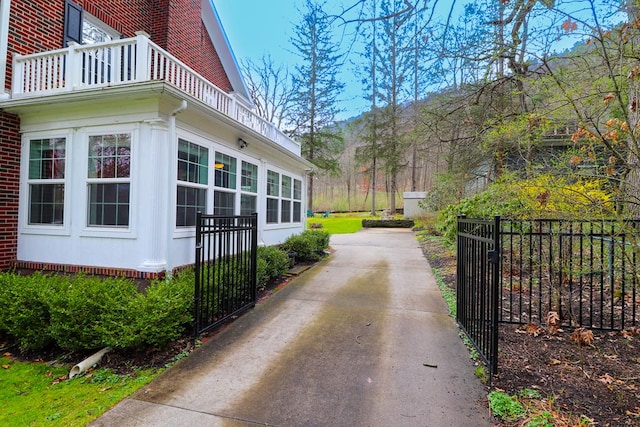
10 33 300 155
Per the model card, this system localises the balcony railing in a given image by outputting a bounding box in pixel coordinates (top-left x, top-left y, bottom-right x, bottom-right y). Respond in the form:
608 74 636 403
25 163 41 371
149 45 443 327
11 33 300 155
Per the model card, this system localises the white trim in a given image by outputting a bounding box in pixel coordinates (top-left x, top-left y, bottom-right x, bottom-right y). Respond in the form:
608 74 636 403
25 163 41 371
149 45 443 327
78 126 139 240
201 0 252 106
19 130 73 236
0 0 10 99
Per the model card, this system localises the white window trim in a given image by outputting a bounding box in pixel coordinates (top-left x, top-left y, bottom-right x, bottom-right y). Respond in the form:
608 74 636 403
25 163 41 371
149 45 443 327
176 138 209 228
80 126 138 239
264 165 304 229
19 131 73 236
82 13 119 45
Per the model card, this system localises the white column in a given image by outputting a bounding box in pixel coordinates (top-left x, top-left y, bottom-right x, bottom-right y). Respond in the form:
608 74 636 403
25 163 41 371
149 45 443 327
0 0 11 100
138 119 169 273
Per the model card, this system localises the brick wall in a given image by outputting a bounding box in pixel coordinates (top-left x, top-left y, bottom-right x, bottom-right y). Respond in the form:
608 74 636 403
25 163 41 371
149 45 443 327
0 112 21 268
6 1 232 93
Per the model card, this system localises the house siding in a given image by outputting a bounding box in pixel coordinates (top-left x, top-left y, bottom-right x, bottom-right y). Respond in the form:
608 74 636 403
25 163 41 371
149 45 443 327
0 111 20 268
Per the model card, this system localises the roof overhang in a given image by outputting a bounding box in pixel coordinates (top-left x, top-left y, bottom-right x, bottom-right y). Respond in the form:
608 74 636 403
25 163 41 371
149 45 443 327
201 0 253 108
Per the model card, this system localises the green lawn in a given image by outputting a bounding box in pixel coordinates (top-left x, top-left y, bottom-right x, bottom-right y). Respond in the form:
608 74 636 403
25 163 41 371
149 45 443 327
0 356 160 427
307 212 375 234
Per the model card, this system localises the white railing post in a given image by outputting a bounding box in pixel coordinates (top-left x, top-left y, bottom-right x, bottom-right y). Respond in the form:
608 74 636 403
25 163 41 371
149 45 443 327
66 42 80 91
135 31 150 82
11 53 23 96
229 95 237 121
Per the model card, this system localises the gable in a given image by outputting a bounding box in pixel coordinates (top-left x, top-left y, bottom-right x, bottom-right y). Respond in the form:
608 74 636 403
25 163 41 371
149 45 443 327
201 0 252 106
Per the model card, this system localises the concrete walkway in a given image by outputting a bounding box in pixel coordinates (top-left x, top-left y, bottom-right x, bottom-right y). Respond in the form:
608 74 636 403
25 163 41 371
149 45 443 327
91 229 491 426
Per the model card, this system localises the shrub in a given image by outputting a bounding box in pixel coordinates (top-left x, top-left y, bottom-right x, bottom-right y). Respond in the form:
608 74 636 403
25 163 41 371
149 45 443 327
0 273 62 351
281 230 330 262
0 272 194 352
256 246 290 289
114 273 193 350
437 173 615 242
48 275 140 351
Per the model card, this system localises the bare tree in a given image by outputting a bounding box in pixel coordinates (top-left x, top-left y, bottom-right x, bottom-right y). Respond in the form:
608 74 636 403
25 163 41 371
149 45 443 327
240 54 294 129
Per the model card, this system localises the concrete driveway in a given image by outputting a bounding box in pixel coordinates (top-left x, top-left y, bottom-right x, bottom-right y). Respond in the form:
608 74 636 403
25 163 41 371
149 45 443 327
91 228 491 426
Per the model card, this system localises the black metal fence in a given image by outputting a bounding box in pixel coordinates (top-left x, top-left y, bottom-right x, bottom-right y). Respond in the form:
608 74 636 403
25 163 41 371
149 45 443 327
194 213 258 337
456 216 500 376
500 219 640 330
457 217 640 376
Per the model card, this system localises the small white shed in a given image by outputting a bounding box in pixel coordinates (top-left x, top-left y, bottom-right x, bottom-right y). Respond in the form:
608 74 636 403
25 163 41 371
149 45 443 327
403 192 427 218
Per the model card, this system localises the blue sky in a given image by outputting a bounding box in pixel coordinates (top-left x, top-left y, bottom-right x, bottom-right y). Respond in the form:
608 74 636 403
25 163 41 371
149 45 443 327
213 1 620 122
214 0 375 120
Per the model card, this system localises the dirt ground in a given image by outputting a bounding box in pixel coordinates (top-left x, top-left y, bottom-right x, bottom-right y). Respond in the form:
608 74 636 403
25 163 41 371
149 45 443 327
418 232 640 426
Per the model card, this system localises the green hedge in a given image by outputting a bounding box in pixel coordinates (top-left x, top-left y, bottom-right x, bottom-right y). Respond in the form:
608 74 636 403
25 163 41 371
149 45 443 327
281 230 330 262
256 245 290 289
0 272 193 352
0 230 331 353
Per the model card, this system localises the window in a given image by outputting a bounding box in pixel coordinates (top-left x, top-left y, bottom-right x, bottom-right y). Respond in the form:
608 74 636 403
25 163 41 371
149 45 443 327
214 191 235 216
266 170 302 225
214 152 236 189
176 139 208 227
87 134 131 227
293 179 302 222
240 161 258 215
28 138 66 225
213 152 237 216
266 170 280 224
281 176 292 223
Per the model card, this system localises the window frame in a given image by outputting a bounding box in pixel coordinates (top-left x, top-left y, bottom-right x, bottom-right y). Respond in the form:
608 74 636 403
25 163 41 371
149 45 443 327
80 128 137 239
176 139 208 228
265 168 303 226
21 132 71 236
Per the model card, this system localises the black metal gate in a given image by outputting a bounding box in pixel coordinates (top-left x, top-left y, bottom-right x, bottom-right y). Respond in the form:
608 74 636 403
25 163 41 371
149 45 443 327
456 215 501 376
194 213 258 337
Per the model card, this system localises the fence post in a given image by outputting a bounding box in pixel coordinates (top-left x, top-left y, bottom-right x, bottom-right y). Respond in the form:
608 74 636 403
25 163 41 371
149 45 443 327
490 215 501 375
194 211 203 338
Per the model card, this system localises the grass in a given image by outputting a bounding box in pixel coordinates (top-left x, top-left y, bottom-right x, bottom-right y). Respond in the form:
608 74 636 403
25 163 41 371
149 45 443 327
0 356 160 426
306 212 376 234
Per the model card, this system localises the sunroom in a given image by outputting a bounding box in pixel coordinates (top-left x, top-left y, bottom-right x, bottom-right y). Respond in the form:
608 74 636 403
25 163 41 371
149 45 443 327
1 33 312 277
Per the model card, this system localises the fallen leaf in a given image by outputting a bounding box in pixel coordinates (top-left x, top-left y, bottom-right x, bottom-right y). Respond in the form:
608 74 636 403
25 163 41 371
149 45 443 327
2 364 9 369
599 373 614 384
549 358 562 366
525 323 544 337
546 311 561 334
570 328 594 345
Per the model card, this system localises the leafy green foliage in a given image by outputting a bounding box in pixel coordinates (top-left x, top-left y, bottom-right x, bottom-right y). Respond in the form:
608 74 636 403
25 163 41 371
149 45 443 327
437 172 615 242
256 245 290 289
0 273 55 350
488 390 526 421
281 229 330 262
0 272 193 352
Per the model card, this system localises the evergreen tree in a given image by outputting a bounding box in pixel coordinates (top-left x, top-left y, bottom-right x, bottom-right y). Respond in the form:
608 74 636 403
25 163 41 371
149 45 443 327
290 0 345 212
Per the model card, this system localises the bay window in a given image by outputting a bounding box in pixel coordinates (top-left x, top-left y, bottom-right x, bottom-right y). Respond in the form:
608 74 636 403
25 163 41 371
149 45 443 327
266 170 302 225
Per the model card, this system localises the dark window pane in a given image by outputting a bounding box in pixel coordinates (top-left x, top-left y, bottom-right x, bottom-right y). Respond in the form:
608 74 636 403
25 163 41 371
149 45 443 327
29 184 64 225
213 191 235 216
281 200 291 223
266 198 278 224
176 186 206 227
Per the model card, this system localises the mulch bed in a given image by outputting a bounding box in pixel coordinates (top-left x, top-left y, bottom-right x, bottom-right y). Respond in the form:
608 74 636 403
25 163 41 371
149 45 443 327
417 231 640 426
